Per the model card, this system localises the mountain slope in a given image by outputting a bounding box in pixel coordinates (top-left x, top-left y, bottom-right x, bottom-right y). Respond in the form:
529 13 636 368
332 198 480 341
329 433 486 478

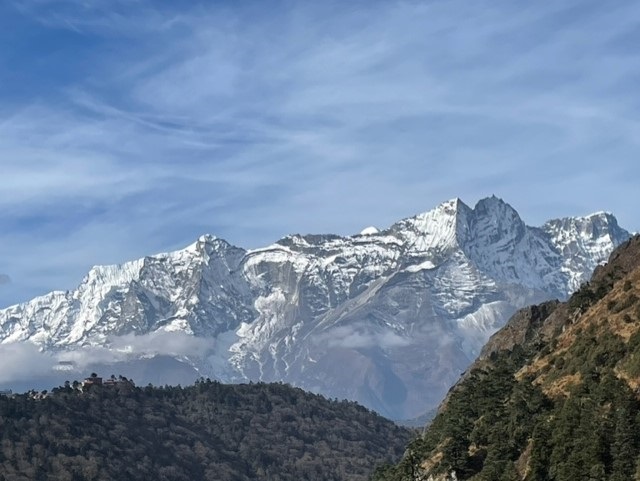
0 380 412 481
0 197 630 419
374 235 640 480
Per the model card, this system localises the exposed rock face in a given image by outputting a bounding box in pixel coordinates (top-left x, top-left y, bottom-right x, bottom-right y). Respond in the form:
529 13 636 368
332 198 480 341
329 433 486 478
477 301 561 362
0 197 630 419
469 236 640 372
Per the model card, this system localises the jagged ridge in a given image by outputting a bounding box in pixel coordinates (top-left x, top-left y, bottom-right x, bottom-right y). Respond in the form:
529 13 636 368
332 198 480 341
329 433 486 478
0 197 631 419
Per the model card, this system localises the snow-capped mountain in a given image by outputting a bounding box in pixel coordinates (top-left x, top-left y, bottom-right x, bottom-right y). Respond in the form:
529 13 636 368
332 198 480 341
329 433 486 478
0 197 630 419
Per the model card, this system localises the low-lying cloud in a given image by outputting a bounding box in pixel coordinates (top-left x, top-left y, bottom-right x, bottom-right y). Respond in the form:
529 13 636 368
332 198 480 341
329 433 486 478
318 324 411 350
59 331 215 368
109 330 214 358
0 342 55 383
0 331 216 385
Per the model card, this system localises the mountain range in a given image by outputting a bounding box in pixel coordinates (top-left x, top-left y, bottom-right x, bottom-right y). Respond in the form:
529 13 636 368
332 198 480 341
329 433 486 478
0 196 630 419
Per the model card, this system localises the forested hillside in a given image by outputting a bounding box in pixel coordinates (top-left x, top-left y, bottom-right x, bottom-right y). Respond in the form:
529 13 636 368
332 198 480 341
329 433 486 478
373 236 640 481
0 380 412 481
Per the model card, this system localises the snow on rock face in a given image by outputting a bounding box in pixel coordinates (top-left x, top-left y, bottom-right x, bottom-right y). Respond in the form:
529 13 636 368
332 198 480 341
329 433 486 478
542 212 630 293
390 198 471 259
360 226 380 236
1 236 254 348
460 196 564 294
0 197 631 419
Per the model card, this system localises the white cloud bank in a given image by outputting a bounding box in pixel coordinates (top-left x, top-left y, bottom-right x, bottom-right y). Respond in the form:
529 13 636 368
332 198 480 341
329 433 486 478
0 331 216 384
317 324 411 350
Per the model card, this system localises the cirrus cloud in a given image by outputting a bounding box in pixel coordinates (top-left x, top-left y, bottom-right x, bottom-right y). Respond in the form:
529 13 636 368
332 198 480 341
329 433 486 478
0 0 639 309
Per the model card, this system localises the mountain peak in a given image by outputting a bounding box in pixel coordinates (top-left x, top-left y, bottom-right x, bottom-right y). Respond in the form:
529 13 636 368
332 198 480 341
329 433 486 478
389 198 472 256
545 210 615 226
443 196 463 206
180 234 241 259
438 197 468 214
586 210 614 218
360 226 380 236
543 210 629 246
198 234 219 243
541 211 631 293
473 195 520 218
0 197 631 421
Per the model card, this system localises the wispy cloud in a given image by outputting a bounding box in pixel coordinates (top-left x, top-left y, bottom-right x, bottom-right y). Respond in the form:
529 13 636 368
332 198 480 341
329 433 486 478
1 0 639 306
316 324 411 350
108 331 214 359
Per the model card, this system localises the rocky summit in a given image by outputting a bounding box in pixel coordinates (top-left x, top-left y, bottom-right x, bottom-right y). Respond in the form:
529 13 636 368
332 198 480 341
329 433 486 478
0 197 630 419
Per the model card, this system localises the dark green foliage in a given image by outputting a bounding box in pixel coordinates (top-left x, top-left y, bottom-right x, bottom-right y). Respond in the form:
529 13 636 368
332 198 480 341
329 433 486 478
611 293 639 314
622 330 640 377
559 327 627 378
569 282 602 313
373 326 640 481
0 380 411 481
373 347 542 481
568 265 627 315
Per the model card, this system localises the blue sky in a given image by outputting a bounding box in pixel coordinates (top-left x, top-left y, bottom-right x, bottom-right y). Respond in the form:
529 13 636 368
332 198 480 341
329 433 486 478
1 0 639 307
